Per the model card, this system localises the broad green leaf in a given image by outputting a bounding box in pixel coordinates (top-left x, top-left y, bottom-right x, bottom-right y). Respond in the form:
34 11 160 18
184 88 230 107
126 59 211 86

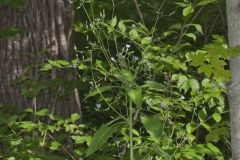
127 88 143 108
189 79 200 90
86 124 118 157
35 108 49 116
118 21 126 33
70 113 81 122
141 37 152 45
40 63 52 71
19 121 35 132
207 143 222 154
140 114 164 142
184 33 196 41
212 113 221 122
110 16 117 27
190 24 203 34
183 6 194 16
129 29 140 40
55 60 71 66
120 69 135 82
48 60 62 68
175 2 188 7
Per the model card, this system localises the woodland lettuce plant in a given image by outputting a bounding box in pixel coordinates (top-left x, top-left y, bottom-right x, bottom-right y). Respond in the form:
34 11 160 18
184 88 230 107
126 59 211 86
0 0 233 159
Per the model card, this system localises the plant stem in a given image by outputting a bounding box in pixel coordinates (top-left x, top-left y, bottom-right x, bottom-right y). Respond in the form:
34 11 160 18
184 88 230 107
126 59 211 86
129 100 134 160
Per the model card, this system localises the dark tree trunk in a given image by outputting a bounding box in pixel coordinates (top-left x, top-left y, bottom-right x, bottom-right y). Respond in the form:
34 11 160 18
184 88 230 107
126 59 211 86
0 0 80 115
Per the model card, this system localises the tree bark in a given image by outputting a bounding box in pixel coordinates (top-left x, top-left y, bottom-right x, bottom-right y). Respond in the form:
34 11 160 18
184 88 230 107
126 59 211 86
226 0 240 159
0 0 79 115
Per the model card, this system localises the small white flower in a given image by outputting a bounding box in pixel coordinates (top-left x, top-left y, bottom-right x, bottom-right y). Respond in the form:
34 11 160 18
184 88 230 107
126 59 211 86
111 57 116 62
183 136 188 141
89 81 94 86
96 104 102 109
126 44 131 49
160 102 167 109
180 95 185 99
132 24 137 28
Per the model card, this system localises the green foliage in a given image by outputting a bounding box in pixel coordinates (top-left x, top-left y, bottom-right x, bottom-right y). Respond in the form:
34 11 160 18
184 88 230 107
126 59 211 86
0 0 231 159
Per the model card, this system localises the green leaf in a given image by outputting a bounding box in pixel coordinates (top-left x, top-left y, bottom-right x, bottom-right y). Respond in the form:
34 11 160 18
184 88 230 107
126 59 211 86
120 69 135 82
196 0 217 6
86 124 118 157
55 60 71 66
118 21 126 33
48 60 62 68
129 29 140 40
110 16 117 27
141 81 165 91
198 107 207 121
190 24 203 34
127 88 143 108
19 121 35 132
49 141 61 150
186 122 198 134
141 37 152 45
70 113 81 122
212 113 221 122
183 6 194 16
86 86 113 99
72 135 91 145
184 33 196 41
40 63 52 71
189 79 200 90
207 143 222 154
140 114 164 142
35 108 49 116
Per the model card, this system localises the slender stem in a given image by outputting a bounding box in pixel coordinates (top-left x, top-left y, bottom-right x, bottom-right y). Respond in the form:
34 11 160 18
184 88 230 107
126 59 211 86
133 0 145 25
129 100 134 160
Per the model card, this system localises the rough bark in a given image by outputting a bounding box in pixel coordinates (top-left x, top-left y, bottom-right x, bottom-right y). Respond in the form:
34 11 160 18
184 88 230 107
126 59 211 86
226 0 240 159
0 0 80 115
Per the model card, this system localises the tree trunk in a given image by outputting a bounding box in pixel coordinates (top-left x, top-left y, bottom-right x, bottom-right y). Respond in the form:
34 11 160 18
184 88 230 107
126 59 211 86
0 0 79 115
226 0 240 159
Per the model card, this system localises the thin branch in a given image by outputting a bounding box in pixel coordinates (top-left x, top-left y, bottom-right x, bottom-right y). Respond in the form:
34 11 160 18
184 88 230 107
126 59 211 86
133 0 145 24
